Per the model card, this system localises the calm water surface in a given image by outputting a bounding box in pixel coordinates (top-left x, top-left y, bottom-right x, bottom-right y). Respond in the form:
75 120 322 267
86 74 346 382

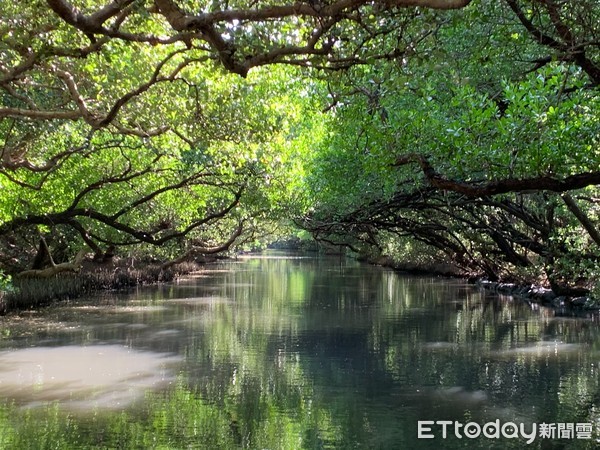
1 252 600 449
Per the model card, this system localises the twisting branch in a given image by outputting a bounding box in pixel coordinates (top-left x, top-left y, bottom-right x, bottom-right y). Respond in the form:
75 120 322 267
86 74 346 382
505 0 600 85
0 183 245 248
97 48 190 127
0 107 81 121
160 220 245 269
16 248 87 278
54 67 100 126
393 153 600 197
45 0 471 77
562 193 600 247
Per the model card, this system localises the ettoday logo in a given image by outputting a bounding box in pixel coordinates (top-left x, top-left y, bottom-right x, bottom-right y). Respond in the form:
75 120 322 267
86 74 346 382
417 420 595 444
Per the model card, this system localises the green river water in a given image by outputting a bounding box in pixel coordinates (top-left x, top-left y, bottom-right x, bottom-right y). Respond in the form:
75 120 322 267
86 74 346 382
1 252 600 449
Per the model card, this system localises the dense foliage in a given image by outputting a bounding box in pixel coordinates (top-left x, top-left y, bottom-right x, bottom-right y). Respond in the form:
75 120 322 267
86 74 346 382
1 0 599 295
301 1 600 292
0 0 338 274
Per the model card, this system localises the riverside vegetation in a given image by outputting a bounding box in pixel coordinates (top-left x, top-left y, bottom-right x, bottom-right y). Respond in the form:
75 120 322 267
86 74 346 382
0 0 599 311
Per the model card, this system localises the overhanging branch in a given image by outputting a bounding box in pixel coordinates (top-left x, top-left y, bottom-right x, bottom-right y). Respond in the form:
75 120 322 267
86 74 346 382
394 153 600 197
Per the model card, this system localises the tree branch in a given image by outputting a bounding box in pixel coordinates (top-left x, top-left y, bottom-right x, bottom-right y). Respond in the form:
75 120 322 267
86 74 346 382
16 248 87 278
562 193 600 247
160 220 245 270
393 153 600 197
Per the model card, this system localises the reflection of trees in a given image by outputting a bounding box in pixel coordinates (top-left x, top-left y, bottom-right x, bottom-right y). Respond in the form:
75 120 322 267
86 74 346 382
377 289 600 429
2 257 600 447
189 258 600 446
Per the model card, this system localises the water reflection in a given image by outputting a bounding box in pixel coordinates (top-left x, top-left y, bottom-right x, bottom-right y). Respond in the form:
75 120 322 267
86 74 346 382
0 251 599 448
0 345 180 410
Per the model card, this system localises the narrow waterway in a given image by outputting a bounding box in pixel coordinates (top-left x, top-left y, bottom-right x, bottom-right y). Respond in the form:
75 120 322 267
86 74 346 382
1 252 599 449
